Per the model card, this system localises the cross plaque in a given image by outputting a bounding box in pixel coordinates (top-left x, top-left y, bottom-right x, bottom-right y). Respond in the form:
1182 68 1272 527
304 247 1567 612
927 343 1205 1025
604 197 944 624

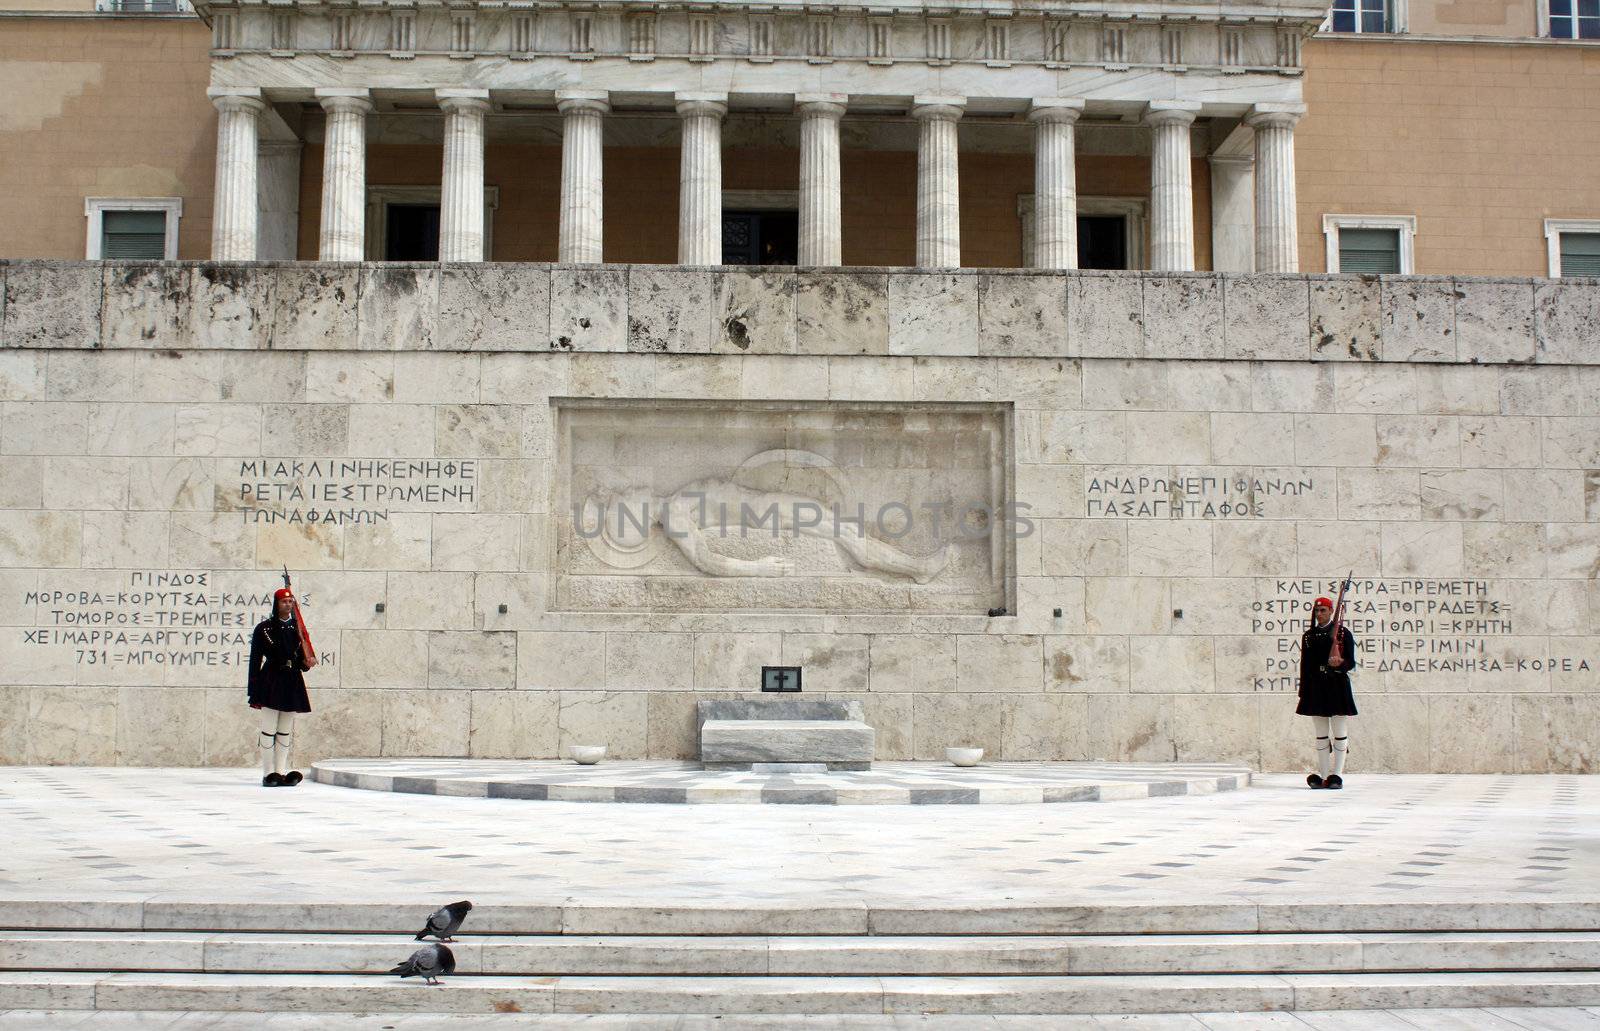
760 665 802 692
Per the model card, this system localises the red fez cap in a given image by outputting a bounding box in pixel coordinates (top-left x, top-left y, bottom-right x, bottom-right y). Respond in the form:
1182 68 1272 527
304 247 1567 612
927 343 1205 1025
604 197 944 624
274 588 293 601
1313 597 1333 608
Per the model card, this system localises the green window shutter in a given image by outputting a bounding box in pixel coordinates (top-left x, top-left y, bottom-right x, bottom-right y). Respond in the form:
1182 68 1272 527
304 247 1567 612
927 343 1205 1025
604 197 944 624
101 210 168 259
1560 232 1600 277
1338 227 1401 274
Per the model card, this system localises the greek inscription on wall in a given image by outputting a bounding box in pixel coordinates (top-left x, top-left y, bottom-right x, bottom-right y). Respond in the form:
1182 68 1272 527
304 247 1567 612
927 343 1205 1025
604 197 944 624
20 571 337 671
1248 578 1591 691
236 458 477 524
1086 470 1314 518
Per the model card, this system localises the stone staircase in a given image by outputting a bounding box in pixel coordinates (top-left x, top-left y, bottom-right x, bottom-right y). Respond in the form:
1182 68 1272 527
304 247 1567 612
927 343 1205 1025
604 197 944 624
3 901 1599 1016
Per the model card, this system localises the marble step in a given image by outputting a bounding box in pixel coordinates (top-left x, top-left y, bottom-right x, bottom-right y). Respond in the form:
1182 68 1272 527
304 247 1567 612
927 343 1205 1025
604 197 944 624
5 931 1600 977
3 970 1600 1014
5 898 1598 935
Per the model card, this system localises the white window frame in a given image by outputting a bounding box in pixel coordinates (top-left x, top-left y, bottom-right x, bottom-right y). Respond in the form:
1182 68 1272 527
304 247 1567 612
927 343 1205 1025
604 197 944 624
1320 0 1407 32
84 197 183 260
1322 214 1416 274
1544 218 1600 277
1540 0 1600 38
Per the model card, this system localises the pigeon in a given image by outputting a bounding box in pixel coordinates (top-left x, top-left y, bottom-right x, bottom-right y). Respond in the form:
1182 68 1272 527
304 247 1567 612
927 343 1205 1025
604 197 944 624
415 899 473 942
390 942 456 985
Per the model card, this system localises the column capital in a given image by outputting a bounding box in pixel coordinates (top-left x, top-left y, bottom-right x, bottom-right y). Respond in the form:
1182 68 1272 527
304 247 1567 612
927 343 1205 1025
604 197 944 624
795 93 848 119
556 89 611 116
1245 102 1307 130
911 96 965 122
1027 98 1085 124
316 88 373 116
436 88 491 115
1144 100 1201 127
208 87 265 115
675 91 729 118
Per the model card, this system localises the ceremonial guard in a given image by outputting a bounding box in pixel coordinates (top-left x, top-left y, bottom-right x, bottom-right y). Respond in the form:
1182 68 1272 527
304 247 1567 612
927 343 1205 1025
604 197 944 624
248 573 317 787
1298 594 1358 790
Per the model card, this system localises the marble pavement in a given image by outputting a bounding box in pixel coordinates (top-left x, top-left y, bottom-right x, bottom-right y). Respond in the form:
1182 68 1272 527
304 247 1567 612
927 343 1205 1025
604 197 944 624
1 768 1591 909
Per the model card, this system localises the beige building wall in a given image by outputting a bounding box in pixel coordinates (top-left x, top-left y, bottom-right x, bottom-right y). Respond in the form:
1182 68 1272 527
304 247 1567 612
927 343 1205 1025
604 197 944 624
0 17 215 259
1296 36 1600 276
1405 0 1540 37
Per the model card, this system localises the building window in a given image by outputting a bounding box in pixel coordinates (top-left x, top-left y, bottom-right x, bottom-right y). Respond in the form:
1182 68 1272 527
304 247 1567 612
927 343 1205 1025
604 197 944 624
365 185 498 260
1549 0 1600 37
1545 220 1600 277
385 205 441 261
1017 196 1148 270
84 198 182 259
1322 215 1416 274
720 190 799 265
1328 0 1399 32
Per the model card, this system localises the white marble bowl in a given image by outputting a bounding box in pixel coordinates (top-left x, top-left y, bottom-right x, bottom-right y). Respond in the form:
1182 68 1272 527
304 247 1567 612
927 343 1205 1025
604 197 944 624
946 747 984 767
569 745 607 765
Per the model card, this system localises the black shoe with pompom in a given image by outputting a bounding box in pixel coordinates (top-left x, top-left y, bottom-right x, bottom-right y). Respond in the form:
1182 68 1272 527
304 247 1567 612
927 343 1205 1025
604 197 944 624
1325 774 1344 790
262 772 284 788
1306 774 1324 789
283 770 303 786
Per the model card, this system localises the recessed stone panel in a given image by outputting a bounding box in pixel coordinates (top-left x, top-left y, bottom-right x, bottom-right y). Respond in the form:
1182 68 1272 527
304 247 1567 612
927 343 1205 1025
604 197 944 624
553 399 1012 614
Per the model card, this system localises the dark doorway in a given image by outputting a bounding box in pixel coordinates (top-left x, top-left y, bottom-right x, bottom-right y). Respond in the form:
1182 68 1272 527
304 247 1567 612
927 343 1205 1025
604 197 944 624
722 211 799 265
385 203 441 261
1077 215 1128 270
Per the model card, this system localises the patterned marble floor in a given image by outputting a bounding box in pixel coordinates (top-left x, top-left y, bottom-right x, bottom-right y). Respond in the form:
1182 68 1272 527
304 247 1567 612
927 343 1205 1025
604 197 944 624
0 768 1593 908
311 758 1252 804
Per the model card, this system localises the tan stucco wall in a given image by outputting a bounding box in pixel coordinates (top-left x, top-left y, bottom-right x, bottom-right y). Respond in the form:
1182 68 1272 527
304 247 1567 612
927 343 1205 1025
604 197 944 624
1404 0 1539 38
1297 36 1600 276
0 17 215 260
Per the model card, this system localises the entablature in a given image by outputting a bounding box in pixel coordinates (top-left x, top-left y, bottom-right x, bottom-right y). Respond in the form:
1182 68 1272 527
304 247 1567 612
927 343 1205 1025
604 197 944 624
199 0 1324 80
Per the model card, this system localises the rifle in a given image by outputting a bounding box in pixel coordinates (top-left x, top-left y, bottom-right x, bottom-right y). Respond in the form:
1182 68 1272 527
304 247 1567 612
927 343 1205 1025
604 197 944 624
1326 570 1353 669
281 566 319 669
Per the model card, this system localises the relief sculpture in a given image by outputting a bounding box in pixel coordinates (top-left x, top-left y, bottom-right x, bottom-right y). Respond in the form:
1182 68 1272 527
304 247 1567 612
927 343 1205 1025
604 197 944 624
554 400 1011 614
578 448 953 582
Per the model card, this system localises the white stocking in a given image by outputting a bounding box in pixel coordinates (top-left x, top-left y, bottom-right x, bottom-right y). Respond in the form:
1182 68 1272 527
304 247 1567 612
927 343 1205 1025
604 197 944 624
273 711 296 776
259 707 280 776
1312 715 1331 778
1330 715 1349 776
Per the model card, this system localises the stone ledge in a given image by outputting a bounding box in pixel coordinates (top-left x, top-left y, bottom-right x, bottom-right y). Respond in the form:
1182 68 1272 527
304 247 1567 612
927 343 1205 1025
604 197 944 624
3 261 1594 367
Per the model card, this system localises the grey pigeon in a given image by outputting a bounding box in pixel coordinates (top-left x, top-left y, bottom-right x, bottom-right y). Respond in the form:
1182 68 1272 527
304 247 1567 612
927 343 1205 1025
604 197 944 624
415 899 473 942
390 942 455 985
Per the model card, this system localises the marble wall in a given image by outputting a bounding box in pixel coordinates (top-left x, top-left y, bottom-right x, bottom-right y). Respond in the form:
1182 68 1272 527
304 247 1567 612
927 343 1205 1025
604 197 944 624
0 260 1596 773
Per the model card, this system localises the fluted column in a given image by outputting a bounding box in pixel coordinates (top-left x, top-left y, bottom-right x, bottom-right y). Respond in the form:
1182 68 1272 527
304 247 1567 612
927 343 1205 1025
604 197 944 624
1028 98 1085 270
437 89 491 262
1246 103 1305 274
1146 100 1201 272
913 96 964 269
209 87 265 261
316 88 372 262
676 92 727 265
556 90 609 264
796 93 846 267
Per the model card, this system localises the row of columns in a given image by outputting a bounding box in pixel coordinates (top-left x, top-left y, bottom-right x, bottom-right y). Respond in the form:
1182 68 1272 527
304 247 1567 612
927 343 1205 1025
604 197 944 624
208 86 1302 272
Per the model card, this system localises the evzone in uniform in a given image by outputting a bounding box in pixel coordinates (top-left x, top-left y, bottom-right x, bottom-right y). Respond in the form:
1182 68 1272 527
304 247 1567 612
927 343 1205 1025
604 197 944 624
248 587 316 787
1297 596 1358 790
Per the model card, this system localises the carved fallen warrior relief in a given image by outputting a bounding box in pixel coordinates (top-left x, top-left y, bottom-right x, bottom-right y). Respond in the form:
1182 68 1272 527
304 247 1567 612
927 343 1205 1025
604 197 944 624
552 400 1017 614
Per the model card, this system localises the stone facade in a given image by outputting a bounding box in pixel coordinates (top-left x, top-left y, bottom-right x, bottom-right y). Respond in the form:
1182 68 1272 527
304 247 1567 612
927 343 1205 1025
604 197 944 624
1 259 1597 773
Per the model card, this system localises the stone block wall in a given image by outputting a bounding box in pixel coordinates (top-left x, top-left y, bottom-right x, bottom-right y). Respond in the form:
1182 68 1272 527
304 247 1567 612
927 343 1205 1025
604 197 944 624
1 260 1597 773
